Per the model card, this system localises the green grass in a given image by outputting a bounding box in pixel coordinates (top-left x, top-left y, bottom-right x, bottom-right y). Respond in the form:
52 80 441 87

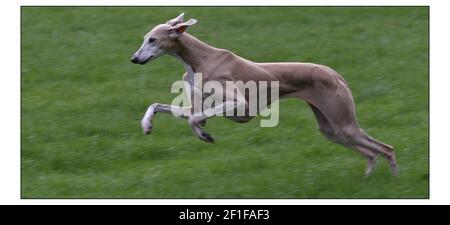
21 7 429 198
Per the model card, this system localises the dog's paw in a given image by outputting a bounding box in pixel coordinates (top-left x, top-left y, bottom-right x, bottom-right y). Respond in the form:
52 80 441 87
199 131 215 143
141 120 152 135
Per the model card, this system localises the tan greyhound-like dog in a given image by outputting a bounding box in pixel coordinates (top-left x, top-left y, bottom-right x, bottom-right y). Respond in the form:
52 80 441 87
131 13 397 176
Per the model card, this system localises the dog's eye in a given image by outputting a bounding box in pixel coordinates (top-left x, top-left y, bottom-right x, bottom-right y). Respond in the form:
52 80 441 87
148 38 156 43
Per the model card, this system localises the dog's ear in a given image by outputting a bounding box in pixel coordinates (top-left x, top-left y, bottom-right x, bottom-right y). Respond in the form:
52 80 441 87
166 12 185 26
168 18 197 38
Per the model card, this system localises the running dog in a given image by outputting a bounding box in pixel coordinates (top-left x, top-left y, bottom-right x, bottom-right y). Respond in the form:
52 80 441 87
131 13 397 175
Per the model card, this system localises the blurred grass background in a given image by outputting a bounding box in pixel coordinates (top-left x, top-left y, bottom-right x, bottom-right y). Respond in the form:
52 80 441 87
21 7 428 198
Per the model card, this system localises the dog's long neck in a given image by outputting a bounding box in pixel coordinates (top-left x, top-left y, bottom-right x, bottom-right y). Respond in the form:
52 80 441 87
172 33 216 72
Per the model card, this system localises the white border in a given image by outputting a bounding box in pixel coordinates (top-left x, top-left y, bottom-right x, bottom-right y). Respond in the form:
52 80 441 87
2 0 447 205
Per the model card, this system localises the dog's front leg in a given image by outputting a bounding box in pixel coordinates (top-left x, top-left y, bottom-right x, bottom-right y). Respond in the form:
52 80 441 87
141 103 190 134
188 83 247 143
188 116 215 143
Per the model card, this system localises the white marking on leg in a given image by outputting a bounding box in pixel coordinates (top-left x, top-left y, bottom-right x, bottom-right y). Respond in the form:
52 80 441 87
141 103 157 134
141 103 192 134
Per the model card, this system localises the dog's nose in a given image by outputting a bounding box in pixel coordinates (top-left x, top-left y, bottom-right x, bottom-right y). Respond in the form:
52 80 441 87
130 56 139 64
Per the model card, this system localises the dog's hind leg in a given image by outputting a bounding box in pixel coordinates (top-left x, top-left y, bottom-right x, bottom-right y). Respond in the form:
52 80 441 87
353 132 398 175
305 81 397 175
366 135 397 175
307 103 379 175
353 144 379 176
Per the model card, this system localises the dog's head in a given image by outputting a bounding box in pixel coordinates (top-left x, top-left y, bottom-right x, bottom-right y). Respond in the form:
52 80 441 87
130 13 197 65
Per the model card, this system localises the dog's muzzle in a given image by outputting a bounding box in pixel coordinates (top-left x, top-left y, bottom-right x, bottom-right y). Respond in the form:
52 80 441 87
130 55 140 64
130 55 152 65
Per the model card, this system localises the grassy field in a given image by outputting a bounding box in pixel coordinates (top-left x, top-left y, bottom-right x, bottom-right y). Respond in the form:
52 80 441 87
21 7 429 198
